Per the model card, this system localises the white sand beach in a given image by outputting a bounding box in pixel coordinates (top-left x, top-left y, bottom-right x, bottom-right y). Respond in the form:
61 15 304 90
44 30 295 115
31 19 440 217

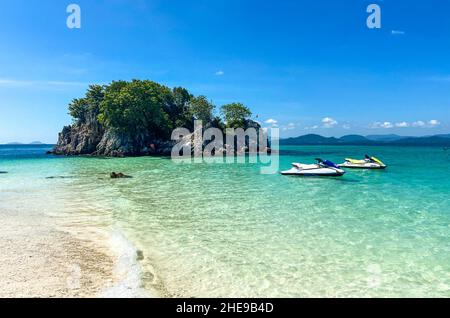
0 175 151 298
0 208 115 297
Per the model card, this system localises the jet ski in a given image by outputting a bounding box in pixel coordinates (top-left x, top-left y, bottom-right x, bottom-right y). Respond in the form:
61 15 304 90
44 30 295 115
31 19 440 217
281 158 346 177
338 155 387 170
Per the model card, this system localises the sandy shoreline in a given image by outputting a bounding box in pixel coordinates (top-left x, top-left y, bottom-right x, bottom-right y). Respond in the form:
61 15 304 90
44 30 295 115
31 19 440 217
0 165 157 298
0 203 153 298
0 209 115 298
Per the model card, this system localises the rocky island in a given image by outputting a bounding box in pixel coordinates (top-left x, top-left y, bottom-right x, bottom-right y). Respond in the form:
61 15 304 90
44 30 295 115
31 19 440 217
53 80 264 157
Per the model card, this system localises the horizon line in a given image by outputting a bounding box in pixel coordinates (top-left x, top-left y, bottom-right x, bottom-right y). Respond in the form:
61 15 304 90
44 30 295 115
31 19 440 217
2 132 450 145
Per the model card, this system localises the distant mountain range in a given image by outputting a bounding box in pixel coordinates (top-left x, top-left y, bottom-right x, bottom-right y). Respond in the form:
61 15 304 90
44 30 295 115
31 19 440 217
281 134 450 146
366 134 409 142
4 141 45 145
4 135 450 147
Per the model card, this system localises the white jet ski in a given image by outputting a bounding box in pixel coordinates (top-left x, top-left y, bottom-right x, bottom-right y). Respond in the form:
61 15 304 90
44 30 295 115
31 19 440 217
281 159 346 177
338 155 387 170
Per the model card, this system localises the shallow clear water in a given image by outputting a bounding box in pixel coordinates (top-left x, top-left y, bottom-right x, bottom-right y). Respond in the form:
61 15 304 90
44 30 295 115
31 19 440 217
1 145 450 297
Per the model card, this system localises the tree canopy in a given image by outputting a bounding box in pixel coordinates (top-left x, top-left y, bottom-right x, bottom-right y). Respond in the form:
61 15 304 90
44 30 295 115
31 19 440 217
221 103 252 129
68 85 105 122
98 80 173 138
187 96 215 124
68 79 255 138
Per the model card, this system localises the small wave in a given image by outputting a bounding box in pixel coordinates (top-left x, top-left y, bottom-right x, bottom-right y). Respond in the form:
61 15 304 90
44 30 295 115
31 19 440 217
98 230 155 298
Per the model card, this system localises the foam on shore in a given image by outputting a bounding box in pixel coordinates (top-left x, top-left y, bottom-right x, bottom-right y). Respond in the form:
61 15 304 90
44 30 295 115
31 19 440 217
98 230 156 298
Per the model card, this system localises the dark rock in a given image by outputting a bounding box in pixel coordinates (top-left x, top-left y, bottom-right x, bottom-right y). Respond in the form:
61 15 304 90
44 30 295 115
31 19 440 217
53 112 267 157
46 176 73 179
136 250 144 261
0 171 8 174
53 113 105 156
53 119 175 157
110 172 132 179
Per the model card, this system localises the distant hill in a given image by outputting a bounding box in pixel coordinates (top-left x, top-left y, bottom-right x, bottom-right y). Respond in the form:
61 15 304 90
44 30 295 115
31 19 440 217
280 134 450 147
339 135 370 142
3 141 47 146
366 134 408 142
281 134 340 145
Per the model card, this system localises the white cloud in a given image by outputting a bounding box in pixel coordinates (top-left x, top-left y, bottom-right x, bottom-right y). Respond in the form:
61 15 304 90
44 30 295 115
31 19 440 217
372 120 441 129
391 30 405 35
321 117 338 128
264 119 278 125
381 122 394 129
372 121 394 129
215 70 224 76
428 119 440 127
342 124 351 130
395 122 410 128
412 120 426 127
283 123 297 131
412 120 441 128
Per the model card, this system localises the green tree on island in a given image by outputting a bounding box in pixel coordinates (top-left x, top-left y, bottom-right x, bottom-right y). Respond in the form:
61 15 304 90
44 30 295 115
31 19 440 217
220 103 252 129
68 98 89 123
57 79 261 156
171 87 194 128
98 80 173 138
68 85 105 123
65 79 258 144
187 96 215 125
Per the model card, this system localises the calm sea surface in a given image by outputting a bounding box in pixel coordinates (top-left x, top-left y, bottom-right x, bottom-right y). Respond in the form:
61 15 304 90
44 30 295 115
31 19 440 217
1 144 450 297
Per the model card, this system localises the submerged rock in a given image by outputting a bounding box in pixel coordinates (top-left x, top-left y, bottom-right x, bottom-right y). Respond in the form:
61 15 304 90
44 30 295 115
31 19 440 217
136 250 144 261
46 176 73 179
110 172 132 179
0 171 8 174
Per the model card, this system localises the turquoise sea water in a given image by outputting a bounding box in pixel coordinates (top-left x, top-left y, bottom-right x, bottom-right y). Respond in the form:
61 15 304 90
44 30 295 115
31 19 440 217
1 144 450 297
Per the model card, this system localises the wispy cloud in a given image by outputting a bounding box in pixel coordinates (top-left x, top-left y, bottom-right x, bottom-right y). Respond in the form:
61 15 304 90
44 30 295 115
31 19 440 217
302 117 339 130
391 30 405 35
372 120 441 129
215 70 225 76
372 122 394 129
321 117 338 128
395 121 409 128
304 125 319 130
264 118 278 128
282 123 297 131
264 118 278 125
428 119 440 127
412 120 440 128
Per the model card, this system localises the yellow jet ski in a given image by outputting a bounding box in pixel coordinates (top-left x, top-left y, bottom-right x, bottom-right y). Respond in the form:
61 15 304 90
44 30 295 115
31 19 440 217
338 155 387 170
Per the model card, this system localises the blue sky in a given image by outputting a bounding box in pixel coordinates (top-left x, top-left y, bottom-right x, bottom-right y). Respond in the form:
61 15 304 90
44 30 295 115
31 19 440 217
0 0 449 143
